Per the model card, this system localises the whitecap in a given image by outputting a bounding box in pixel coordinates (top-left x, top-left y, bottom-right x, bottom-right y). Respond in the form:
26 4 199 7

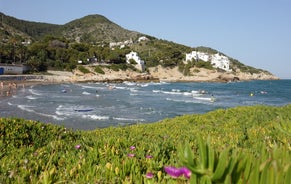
17 105 35 112
153 89 192 96
130 88 138 92
82 91 91 95
37 112 65 121
191 90 200 94
28 89 42 96
151 81 169 85
182 92 193 96
82 114 109 120
172 89 181 92
194 97 212 101
114 86 126 90
123 81 136 86
26 95 38 100
166 98 205 104
152 90 161 93
161 90 181 95
80 85 98 89
113 117 145 122
139 83 148 87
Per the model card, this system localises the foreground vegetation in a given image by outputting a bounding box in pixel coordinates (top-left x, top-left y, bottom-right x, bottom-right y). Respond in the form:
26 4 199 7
1 105 291 183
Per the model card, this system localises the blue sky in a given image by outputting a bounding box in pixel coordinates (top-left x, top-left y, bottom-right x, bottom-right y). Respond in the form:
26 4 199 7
1 0 291 78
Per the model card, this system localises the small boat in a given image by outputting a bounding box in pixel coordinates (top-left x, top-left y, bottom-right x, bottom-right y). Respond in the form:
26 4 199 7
74 109 93 112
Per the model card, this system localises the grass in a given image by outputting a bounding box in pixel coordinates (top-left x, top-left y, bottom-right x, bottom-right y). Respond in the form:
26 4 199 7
1 105 291 183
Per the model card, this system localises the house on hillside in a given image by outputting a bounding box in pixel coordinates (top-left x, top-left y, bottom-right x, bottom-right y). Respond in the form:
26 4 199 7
211 53 231 72
185 51 209 62
138 36 149 42
0 64 30 75
126 51 145 72
185 51 231 71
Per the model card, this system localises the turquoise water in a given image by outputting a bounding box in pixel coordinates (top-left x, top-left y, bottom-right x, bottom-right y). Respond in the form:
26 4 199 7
1 80 290 130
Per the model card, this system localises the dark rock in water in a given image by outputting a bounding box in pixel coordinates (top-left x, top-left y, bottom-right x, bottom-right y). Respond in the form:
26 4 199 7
233 77 240 81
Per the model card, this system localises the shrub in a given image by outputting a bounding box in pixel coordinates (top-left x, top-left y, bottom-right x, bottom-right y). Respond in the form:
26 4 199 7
194 60 213 70
94 66 105 74
128 59 137 65
108 64 129 71
78 65 90 74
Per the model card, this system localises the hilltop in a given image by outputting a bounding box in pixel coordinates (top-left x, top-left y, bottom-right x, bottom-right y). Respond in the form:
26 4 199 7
0 12 141 43
0 12 278 81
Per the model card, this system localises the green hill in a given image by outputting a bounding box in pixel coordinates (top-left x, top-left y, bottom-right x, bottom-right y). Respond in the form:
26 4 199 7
0 12 60 39
0 12 140 43
0 12 275 77
60 14 141 43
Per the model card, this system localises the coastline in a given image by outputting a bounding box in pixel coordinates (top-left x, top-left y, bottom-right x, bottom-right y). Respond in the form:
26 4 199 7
0 66 279 97
58 65 279 83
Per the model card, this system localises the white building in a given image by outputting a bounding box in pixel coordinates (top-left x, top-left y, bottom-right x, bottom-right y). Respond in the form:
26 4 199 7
211 53 231 71
138 36 149 42
185 51 231 71
0 64 30 75
185 51 210 62
126 51 145 72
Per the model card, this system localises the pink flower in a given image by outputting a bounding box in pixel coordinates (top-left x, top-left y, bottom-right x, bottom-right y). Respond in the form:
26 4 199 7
130 146 136 150
164 166 191 179
145 172 154 179
75 144 81 149
127 153 135 157
146 155 153 159
164 166 183 178
180 167 191 179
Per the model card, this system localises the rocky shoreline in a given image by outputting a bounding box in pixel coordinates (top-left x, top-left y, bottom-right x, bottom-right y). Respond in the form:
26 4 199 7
0 66 279 97
0 65 279 85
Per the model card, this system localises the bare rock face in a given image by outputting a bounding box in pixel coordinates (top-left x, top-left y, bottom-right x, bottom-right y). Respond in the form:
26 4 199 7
218 73 237 82
68 65 279 83
217 71 279 82
234 72 279 81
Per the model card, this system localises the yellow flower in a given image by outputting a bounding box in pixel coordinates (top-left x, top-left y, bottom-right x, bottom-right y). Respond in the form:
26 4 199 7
115 167 119 175
106 162 112 170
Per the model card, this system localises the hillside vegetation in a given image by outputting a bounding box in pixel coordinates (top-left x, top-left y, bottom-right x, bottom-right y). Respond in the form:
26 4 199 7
0 12 272 77
1 105 291 183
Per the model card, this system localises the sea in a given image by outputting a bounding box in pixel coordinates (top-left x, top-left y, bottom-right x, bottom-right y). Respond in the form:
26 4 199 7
0 80 290 130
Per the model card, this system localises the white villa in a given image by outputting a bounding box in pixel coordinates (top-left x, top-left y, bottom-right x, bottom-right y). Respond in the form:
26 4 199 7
185 51 231 71
126 51 145 72
185 51 209 62
138 36 149 42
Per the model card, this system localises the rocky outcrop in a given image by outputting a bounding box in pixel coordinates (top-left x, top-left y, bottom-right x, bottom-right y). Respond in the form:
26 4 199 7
234 72 279 81
36 66 279 84
148 66 278 82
